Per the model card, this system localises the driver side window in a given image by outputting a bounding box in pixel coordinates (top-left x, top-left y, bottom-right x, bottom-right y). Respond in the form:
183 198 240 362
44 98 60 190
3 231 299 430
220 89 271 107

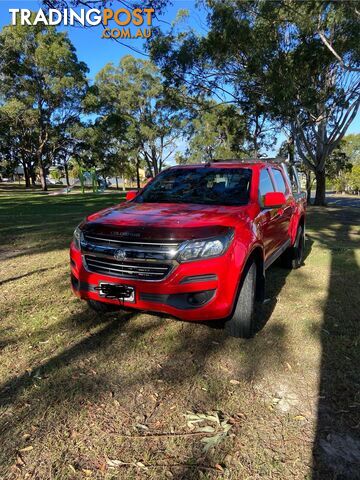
259 168 274 204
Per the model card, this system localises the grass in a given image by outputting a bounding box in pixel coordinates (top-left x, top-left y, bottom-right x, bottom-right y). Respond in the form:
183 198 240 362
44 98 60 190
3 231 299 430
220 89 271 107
0 185 359 479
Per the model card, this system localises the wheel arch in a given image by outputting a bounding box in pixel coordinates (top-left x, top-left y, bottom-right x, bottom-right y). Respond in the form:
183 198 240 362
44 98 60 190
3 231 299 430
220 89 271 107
290 213 306 245
244 245 265 302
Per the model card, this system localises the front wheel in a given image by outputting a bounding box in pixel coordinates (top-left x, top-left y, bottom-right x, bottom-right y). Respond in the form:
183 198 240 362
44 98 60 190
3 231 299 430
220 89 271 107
225 261 257 339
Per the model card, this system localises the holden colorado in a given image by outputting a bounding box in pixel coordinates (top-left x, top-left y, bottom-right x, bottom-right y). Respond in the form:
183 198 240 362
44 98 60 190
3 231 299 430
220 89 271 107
70 161 306 338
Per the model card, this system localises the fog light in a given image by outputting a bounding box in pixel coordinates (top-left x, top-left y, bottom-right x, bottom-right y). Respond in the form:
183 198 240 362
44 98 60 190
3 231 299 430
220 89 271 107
187 291 213 306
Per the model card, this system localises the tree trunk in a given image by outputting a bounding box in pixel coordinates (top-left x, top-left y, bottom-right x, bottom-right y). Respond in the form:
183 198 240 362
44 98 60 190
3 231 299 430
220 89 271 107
307 187 312 205
21 157 31 188
136 160 141 189
305 170 312 204
31 171 36 185
314 170 326 206
64 163 70 187
38 153 47 192
288 135 295 164
115 176 119 190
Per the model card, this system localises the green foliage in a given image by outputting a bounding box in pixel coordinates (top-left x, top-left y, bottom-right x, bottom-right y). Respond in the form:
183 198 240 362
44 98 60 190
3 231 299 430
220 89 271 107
49 168 61 181
347 165 360 192
0 19 88 190
150 0 360 203
184 102 247 163
325 140 360 193
90 55 186 176
341 134 360 166
326 144 352 181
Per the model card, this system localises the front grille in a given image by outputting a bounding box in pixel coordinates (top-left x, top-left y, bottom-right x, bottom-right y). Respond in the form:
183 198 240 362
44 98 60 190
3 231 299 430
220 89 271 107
84 255 173 281
83 233 179 253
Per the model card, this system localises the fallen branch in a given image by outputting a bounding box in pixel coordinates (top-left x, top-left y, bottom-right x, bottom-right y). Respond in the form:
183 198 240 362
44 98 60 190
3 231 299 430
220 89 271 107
107 458 221 472
107 430 215 439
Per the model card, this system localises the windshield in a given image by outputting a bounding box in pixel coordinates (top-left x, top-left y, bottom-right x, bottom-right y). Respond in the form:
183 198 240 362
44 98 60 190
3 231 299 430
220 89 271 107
135 167 252 206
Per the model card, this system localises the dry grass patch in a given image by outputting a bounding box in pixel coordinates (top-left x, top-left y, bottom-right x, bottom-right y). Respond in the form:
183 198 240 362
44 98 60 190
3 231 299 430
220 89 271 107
0 189 359 479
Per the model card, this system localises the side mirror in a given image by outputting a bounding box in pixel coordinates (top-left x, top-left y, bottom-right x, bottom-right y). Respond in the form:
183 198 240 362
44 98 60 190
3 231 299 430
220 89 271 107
126 190 138 201
263 192 286 208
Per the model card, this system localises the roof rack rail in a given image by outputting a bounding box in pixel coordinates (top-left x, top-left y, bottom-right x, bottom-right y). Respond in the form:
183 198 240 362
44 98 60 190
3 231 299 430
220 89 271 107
208 157 287 164
260 157 287 163
210 158 257 163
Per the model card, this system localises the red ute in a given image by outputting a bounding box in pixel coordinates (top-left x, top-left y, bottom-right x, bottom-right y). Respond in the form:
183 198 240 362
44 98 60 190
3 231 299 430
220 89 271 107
70 160 306 338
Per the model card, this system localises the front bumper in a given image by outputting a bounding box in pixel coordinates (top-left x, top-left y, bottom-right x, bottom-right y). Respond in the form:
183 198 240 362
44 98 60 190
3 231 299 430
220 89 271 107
70 241 243 321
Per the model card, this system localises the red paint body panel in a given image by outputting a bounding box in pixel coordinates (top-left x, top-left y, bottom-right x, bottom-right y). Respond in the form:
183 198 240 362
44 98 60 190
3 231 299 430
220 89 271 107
70 162 306 321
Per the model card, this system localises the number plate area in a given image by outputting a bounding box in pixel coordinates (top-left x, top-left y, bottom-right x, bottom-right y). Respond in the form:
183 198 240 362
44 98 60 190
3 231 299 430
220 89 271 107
96 283 135 302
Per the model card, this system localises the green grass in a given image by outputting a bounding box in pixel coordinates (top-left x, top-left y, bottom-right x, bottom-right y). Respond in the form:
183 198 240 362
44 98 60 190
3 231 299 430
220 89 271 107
0 185 359 479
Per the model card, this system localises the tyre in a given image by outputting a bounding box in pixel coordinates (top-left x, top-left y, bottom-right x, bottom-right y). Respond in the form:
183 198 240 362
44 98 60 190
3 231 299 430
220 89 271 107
225 261 257 339
87 299 120 313
281 225 305 269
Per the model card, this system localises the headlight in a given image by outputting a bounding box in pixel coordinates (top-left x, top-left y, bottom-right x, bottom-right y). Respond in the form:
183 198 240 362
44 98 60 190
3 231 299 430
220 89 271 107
177 230 234 263
73 225 83 250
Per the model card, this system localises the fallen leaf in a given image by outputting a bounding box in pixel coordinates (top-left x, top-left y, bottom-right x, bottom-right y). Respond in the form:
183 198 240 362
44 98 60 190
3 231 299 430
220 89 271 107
293 415 306 421
19 446 33 453
136 462 148 471
107 458 125 468
198 425 215 433
230 379 240 385
82 469 92 476
214 463 224 471
201 433 223 453
136 424 149 431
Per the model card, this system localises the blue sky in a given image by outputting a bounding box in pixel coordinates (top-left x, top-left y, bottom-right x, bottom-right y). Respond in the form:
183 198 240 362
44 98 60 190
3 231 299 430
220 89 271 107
0 0 208 80
0 0 359 157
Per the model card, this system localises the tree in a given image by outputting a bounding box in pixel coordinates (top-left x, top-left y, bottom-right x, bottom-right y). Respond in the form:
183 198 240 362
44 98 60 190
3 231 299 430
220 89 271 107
150 0 360 205
89 55 185 177
326 143 352 193
183 101 247 163
0 99 39 187
48 120 91 186
348 165 360 193
341 133 360 165
0 19 88 190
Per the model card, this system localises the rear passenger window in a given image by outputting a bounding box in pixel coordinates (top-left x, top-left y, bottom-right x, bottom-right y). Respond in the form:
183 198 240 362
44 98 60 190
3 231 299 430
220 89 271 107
259 169 274 201
271 168 287 194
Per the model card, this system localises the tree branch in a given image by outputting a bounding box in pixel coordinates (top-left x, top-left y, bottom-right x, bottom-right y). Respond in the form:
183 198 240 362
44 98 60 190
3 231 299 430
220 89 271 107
318 31 360 72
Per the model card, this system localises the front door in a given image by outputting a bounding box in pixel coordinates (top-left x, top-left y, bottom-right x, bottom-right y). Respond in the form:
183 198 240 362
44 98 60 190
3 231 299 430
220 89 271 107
256 167 278 262
269 167 293 250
